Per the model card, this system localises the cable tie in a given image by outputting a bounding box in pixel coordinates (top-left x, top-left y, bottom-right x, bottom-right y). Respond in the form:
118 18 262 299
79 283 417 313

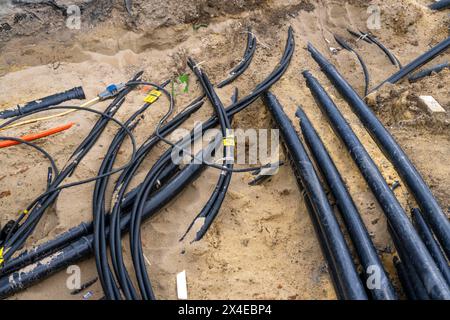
357 33 369 42
241 30 270 49
192 60 206 70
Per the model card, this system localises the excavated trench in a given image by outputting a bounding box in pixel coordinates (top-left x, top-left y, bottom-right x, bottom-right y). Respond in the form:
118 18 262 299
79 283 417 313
0 0 448 299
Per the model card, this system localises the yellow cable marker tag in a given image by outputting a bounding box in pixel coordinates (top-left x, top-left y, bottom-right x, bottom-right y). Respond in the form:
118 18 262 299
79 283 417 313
0 247 4 266
144 89 162 103
23 209 29 215
223 135 235 147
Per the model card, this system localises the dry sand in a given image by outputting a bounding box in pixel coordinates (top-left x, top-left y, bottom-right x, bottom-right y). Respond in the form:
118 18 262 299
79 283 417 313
0 0 448 300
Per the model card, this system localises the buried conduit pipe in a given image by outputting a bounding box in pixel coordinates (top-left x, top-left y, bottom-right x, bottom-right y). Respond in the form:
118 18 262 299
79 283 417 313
390 225 430 300
307 42 450 262
347 29 402 69
262 91 367 300
185 57 234 242
370 36 450 91
411 208 450 286
302 70 450 300
295 106 397 300
393 257 418 300
429 0 450 10
333 34 370 96
302 190 344 299
408 61 450 82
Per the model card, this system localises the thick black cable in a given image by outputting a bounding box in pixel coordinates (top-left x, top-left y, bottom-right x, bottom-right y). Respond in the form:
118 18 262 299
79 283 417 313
263 91 367 300
334 34 370 96
302 69 450 299
217 27 256 88
307 42 450 261
296 106 397 300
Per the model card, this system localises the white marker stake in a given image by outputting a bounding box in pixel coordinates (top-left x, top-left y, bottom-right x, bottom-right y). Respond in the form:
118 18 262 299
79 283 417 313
177 270 188 300
419 95 446 114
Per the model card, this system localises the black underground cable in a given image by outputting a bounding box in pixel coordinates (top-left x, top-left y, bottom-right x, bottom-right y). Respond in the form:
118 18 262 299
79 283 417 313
302 190 345 299
184 57 234 242
389 225 430 300
263 91 367 300
363 32 402 69
408 61 450 82
302 69 450 299
93 97 163 300
307 42 450 262
371 36 450 91
347 29 401 69
181 89 238 242
295 106 397 300
217 27 256 88
0 86 85 120
334 34 370 96
411 208 450 286
393 256 417 300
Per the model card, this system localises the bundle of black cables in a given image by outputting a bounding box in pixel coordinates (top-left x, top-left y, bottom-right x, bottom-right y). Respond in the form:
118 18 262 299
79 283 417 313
107 26 294 300
0 27 294 300
0 71 143 263
102 30 260 299
216 27 257 88
0 28 258 277
179 58 235 242
98 90 204 300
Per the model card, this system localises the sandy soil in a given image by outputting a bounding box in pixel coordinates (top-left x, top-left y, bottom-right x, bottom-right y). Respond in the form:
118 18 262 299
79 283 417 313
0 0 448 300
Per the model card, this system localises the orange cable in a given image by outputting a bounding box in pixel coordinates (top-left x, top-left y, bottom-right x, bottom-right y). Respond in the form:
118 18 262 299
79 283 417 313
0 122 75 149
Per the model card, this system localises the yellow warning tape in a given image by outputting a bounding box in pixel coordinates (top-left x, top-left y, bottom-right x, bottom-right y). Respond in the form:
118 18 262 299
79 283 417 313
144 89 162 104
0 247 4 266
223 135 235 147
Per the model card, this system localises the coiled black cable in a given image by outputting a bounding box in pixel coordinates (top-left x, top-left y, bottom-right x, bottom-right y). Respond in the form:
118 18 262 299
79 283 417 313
217 27 257 88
